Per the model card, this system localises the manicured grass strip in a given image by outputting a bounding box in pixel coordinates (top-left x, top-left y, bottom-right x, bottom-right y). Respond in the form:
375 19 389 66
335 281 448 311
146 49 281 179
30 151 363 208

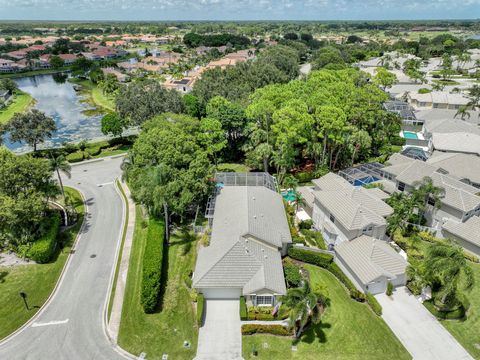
118 210 198 359
0 187 84 340
0 91 34 124
242 265 410 360
439 262 480 359
108 180 129 320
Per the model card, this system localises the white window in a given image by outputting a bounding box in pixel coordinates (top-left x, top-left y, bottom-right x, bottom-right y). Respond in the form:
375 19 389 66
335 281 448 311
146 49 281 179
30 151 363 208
256 295 273 306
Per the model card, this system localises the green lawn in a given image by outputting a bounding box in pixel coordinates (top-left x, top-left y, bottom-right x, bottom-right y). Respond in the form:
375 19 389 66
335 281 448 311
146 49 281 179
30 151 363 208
0 187 84 340
242 265 411 360
69 78 115 112
118 208 198 360
0 91 34 124
439 262 480 359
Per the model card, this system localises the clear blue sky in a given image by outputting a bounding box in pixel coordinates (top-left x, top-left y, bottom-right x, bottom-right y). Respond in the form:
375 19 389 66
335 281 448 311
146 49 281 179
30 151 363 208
0 0 479 21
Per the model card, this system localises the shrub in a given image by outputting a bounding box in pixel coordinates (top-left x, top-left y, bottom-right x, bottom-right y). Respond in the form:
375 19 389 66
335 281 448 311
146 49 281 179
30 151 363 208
418 88 432 94
247 306 275 320
197 293 205 326
298 219 313 230
292 235 306 245
288 247 333 268
140 217 165 313
366 293 382 316
300 229 326 250
386 282 393 296
241 324 292 336
66 151 84 163
27 213 61 263
423 300 465 320
240 296 247 320
283 258 303 288
85 145 101 157
294 171 316 183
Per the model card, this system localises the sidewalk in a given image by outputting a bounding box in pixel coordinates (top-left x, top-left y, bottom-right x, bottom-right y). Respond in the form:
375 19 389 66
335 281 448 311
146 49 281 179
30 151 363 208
108 180 136 342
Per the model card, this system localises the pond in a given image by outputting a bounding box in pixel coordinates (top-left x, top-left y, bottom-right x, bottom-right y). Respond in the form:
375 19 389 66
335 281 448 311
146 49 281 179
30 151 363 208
3 73 105 153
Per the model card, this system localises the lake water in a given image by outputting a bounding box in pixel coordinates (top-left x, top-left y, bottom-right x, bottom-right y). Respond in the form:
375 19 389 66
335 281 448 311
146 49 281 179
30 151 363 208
3 74 105 153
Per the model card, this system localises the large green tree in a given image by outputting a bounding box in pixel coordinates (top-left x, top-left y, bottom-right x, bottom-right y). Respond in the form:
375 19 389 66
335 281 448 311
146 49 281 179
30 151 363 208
3 109 56 151
126 113 216 227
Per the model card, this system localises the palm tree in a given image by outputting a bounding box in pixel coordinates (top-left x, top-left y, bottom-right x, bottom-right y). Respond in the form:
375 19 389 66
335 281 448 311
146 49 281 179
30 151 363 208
406 260 429 295
424 241 474 309
454 106 471 121
291 190 305 212
49 153 71 203
148 164 171 243
284 281 323 338
411 177 445 225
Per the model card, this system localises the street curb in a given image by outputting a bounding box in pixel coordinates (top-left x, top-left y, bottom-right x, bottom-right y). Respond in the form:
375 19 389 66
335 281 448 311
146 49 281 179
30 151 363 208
0 188 88 347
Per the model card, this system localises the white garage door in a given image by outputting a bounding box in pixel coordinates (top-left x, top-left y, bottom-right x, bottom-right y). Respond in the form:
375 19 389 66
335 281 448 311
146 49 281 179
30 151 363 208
367 280 387 295
202 288 242 299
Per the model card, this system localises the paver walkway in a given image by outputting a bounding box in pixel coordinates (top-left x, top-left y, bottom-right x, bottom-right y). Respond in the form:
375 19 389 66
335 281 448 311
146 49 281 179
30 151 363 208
376 286 473 360
195 300 243 360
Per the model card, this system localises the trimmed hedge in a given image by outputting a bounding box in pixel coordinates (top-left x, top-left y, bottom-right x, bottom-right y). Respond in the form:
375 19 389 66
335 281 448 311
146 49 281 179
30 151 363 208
86 146 101 157
241 324 292 336
287 247 333 268
240 296 247 320
423 300 465 320
248 306 275 320
140 218 165 313
366 293 382 316
327 262 365 301
300 229 326 250
283 258 303 288
197 293 205 326
66 151 84 163
27 213 61 263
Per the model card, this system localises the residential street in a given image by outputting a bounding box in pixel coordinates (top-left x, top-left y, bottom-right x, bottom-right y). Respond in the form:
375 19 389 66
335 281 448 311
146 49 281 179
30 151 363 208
376 286 473 360
0 157 129 360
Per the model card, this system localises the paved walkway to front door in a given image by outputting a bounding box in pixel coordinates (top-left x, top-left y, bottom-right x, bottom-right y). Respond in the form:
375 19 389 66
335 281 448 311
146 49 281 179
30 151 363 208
376 287 473 360
195 299 243 360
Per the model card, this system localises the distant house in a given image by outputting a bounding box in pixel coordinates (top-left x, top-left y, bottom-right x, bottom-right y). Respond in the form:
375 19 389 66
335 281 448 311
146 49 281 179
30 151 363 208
163 77 195 94
193 173 291 306
381 156 480 227
335 235 407 294
407 91 469 110
0 89 11 102
311 173 393 246
0 58 20 73
101 67 129 82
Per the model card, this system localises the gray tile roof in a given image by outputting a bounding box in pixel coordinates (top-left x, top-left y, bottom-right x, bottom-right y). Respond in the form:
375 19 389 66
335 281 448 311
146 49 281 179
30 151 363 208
312 173 393 231
425 118 480 136
443 216 480 247
415 109 480 126
427 152 480 185
336 235 407 284
432 132 480 157
193 185 291 295
297 186 315 209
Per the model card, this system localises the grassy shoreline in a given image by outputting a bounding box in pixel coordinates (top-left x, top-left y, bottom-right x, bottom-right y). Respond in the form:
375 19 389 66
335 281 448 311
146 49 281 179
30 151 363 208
0 68 72 79
68 78 115 112
0 91 34 124
0 187 85 340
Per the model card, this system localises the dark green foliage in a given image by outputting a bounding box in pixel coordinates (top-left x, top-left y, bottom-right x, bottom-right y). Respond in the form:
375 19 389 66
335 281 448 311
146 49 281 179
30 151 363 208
140 218 165 313
386 282 393 296
284 33 298 40
287 247 333 268
116 80 185 125
240 296 247 320
27 213 61 263
366 293 382 316
183 32 250 48
423 300 466 320
241 324 292 336
101 113 127 138
298 220 313 230
283 258 303 288
197 293 205 326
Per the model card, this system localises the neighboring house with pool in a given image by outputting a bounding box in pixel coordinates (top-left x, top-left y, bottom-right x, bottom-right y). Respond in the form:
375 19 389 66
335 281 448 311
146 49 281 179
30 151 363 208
310 173 393 246
193 172 291 306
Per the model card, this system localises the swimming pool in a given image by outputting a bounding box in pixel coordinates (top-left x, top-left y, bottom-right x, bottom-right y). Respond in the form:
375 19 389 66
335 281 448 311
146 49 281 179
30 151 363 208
402 131 419 140
354 176 380 187
281 189 296 201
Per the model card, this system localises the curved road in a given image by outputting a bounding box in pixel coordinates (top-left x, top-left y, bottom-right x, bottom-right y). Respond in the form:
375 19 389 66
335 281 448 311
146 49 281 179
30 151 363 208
0 157 128 360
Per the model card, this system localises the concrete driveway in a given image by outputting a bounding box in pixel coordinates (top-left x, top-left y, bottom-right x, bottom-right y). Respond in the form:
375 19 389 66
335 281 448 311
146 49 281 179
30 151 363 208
195 300 243 360
376 286 473 360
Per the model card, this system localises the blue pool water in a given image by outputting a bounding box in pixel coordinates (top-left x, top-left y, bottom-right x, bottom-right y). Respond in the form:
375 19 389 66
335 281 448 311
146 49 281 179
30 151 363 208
354 176 380 187
403 131 419 140
281 189 296 201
